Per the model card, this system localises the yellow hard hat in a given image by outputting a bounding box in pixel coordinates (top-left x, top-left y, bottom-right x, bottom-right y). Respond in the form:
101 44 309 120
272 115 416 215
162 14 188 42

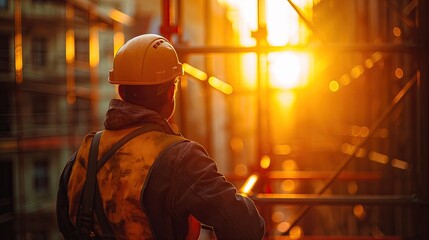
109 34 183 85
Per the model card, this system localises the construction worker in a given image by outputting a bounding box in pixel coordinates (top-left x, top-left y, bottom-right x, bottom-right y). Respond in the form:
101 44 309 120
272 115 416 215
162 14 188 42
57 34 265 239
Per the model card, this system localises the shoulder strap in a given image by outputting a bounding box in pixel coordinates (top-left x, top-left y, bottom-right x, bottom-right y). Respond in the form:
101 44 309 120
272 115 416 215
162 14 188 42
77 131 102 239
78 124 166 239
97 124 163 171
94 183 115 239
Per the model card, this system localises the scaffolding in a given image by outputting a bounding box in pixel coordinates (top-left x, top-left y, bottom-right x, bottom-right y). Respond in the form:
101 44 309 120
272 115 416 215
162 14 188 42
162 0 429 239
1 0 428 239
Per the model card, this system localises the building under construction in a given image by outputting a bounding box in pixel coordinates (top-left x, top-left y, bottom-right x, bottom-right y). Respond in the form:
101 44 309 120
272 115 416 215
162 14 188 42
0 0 428 239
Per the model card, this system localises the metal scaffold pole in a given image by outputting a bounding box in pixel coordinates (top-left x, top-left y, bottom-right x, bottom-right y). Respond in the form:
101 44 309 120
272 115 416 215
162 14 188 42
416 1 429 239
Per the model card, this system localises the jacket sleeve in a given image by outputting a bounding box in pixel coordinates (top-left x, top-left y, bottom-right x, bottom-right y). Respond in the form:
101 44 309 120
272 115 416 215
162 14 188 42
170 141 265 240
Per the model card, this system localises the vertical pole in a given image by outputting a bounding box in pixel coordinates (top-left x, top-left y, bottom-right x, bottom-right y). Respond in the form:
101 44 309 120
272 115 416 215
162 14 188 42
113 22 124 57
65 2 76 149
14 0 25 238
255 0 271 235
256 0 270 160
176 0 183 43
417 1 429 239
160 0 182 135
160 0 179 41
204 0 213 155
161 0 171 40
175 0 188 137
14 0 22 84
89 6 99 130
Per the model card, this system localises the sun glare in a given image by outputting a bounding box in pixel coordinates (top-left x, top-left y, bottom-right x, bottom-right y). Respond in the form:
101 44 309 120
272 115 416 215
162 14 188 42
266 0 311 89
266 0 300 45
269 52 307 89
219 0 312 90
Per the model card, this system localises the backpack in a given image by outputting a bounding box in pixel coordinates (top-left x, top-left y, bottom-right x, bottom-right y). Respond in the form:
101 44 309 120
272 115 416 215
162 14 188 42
56 125 166 239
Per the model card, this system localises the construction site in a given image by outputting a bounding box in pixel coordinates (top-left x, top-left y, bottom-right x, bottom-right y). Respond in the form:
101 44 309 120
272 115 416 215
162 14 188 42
0 0 428 239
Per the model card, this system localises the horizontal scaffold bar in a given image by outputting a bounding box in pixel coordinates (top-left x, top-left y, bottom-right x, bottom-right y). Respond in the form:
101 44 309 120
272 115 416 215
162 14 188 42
175 43 422 54
251 194 422 205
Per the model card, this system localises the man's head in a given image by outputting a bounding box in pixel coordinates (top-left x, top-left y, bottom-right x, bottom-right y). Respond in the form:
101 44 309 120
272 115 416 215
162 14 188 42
109 34 183 120
118 78 179 120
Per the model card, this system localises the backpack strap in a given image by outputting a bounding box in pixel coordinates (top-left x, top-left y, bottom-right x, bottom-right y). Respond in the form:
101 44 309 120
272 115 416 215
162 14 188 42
94 182 115 239
77 131 102 239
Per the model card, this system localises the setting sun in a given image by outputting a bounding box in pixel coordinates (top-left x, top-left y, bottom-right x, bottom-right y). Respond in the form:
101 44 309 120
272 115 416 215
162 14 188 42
219 0 312 90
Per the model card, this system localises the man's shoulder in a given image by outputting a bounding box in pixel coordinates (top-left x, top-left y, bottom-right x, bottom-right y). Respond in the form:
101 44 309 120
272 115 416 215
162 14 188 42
162 138 209 157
